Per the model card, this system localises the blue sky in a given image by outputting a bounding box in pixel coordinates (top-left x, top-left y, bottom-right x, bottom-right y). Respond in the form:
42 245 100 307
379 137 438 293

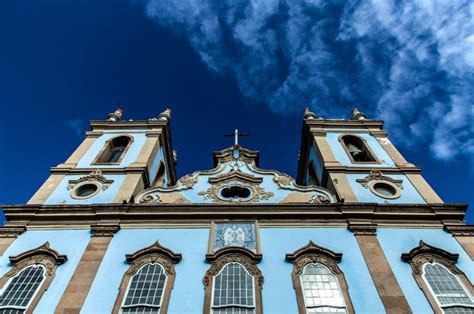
0 0 472 222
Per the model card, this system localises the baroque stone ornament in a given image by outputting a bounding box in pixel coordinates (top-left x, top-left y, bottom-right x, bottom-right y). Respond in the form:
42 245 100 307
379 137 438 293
67 169 114 191
178 175 198 188
401 240 459 275
356 169 403 189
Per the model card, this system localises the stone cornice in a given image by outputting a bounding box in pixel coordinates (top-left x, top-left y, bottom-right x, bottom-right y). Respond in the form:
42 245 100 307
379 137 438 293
347 221 377 235
90 224 120 237
443 224 474 236
304 119 385 130
0 225 26 238
0 203 468 227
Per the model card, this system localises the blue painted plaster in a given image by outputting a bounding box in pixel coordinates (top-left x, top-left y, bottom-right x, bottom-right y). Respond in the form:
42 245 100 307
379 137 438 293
260 228 385 314
149 146 164 184
76 132 147 168
0 230 90 313
377 228 474 313
308 144 324 183
44 174 125 204
346 173 426 204
326 133 395 168
81 228 210 314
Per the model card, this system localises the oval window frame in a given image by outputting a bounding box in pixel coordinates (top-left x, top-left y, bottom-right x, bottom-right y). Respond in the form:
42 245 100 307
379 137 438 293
217 184 254 202
70 181 101 200
368 180 401 199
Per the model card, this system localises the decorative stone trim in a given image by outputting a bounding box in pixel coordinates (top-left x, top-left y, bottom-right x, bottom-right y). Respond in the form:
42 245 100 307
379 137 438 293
203 247 263 314
285 241 354 314
113 242 181 314
401 241 473 313
347 222 377 236
443 224 474 236
356 169 403 189
90 224 120 237
68 169 114 191
0 242 67 314
0 226 26 238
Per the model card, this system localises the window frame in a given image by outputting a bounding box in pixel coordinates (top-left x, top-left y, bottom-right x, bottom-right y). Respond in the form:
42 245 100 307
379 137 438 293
203 247 264 314
112 241 182 314
0 242 67 314
338 134 380 164
286 241 354 314
92 135 134 165
402 240 474 314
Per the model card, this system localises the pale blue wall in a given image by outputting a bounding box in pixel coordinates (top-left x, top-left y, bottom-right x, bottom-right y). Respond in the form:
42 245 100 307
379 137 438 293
346 173 426 204
44 174 125 204
76 132 147 168
326 133 395 168
0 230 90 314
82 228 210 314
82 227 384 314
149 146 168 186
260 228 385 314
377 228 474 313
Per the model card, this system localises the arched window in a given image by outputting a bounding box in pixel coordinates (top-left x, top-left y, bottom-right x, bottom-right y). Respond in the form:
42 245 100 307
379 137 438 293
402 240 474 313
0 242 67 313
339 135 377 163
204 247 263 314
113 242 182 314
286 241 354 314
93 136 132 164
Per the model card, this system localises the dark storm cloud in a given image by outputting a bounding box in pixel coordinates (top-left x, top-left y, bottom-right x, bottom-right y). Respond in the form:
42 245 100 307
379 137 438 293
144 0 474 161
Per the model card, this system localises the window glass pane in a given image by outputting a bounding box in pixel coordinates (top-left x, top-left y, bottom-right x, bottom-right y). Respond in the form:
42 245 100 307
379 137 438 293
424 263 474 308
122 263 167 312
0 265 45 312
212 262 255 313
443 306 474 314
300 263 347 313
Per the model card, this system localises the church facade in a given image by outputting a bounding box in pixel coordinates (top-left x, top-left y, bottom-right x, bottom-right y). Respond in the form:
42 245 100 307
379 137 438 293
0 108 473 313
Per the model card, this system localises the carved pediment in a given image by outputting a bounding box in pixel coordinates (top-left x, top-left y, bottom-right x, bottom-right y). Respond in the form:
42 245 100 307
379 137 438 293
126 241 182 264
9 242 68 266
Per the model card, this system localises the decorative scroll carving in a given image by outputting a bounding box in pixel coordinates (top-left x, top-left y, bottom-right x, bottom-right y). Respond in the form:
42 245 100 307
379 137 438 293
67 169 114 191
308 194 330 204
356 169 403 189
286 241 342 263
178 175 198 188
198 180 274 203
401 240 459 275
7 242 67 278
273 175 293 187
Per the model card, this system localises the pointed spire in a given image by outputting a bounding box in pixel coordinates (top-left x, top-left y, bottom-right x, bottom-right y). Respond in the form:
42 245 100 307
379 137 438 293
352 108 367 120
107 108 123 121
303 107 317 120
158 108 172 121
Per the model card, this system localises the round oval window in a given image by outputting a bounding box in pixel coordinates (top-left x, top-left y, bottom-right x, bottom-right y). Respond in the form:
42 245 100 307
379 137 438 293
220 186 251 200
373 182 396 197
75 184 99 198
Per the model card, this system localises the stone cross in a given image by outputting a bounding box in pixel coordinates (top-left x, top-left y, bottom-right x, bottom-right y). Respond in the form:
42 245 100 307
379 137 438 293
224 129 249 146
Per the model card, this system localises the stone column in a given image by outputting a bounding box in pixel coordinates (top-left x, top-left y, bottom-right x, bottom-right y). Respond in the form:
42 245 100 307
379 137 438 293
55 224 120 314
348 222 412 313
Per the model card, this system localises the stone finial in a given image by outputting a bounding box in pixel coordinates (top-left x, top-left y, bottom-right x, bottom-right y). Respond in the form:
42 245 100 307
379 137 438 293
173 149 178 164
107 108 123 121
158 108 172 121
303 107 317 119
352 108 367 120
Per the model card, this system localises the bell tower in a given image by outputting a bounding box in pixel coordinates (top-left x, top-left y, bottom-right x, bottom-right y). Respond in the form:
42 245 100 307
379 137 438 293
297 108 443 204
27 109 177 205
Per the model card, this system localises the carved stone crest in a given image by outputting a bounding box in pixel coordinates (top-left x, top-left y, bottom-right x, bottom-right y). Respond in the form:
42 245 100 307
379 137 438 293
356 169 403 189
67 169 114 191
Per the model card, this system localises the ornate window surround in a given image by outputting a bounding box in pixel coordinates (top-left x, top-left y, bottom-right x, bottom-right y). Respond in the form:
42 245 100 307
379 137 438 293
92 135 134 165
338 134 380 164
401 240 474 313
0 242 67 314
285 241 355 314
356 169 403 200
112 241 182 314
68 169 114 200
203 247 264 314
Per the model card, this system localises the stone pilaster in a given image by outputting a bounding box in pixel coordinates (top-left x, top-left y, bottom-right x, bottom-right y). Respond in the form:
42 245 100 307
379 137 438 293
55 224 120 313
443 224 474 260
0 225 26 256
348 222 412 313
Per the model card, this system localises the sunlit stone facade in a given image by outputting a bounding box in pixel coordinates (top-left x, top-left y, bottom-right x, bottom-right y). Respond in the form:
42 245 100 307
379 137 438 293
0 108 472 313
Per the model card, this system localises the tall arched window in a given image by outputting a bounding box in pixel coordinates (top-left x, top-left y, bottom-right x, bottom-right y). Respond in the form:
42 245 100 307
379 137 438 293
339 135 377 163
113 242 182 314
402 240 474 313
204 247 263 314
286 241 354 314
0 242 67 314
93 136 133 164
